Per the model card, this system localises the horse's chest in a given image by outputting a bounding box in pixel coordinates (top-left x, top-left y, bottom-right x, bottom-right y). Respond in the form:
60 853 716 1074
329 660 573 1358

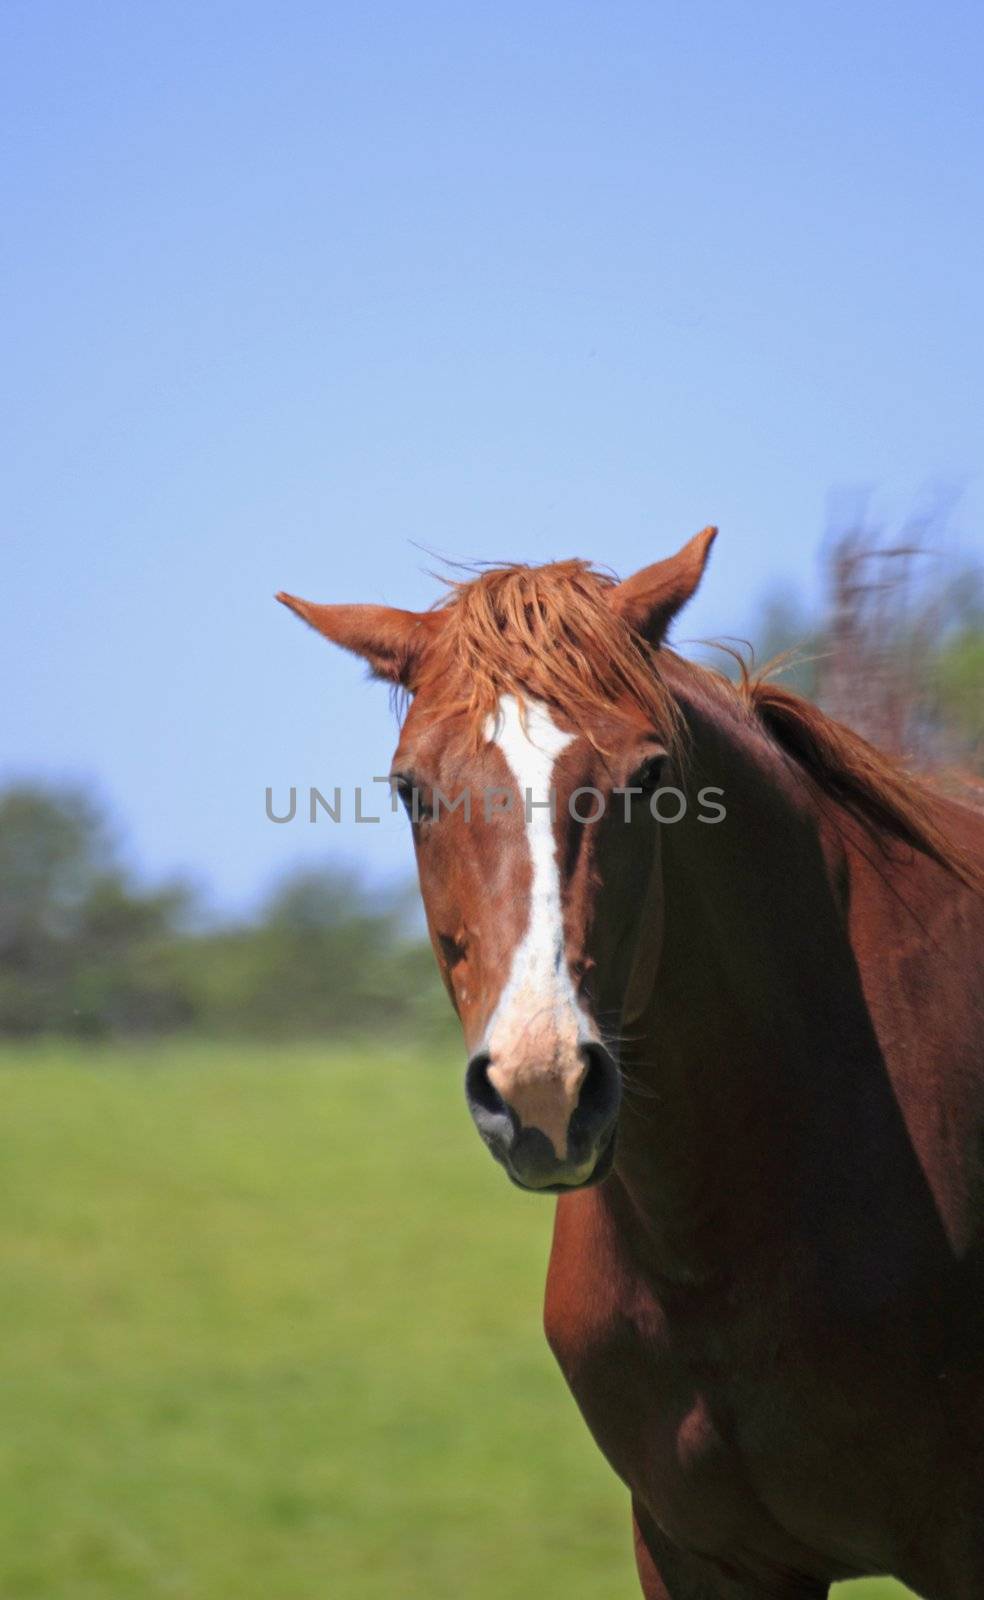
543 1197 756 1551
542 1191 967 1578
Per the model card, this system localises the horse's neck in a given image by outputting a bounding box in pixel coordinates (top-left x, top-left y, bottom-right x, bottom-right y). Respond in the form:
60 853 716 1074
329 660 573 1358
610 688 880 1283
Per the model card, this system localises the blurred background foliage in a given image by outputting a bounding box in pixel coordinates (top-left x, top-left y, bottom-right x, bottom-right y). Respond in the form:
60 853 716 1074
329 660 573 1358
749 506 984 776
0 787 451 1044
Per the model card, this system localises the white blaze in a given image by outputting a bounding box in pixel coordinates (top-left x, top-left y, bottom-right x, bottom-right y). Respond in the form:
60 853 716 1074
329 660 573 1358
483 696 598 1158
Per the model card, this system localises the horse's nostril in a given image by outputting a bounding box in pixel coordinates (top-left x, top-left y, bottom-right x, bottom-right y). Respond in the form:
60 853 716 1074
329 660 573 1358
465 1051 519 1160
572 1043 621 1136
465 1051 504 1118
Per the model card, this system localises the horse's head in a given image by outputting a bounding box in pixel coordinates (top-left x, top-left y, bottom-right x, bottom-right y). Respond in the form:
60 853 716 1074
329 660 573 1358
278 528 716 1192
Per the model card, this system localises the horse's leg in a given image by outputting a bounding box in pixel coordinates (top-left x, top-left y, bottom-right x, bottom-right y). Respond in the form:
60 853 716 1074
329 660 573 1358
632 1501 828 1600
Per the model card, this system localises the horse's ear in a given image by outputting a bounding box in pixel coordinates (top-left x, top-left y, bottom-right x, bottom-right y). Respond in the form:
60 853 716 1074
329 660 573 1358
609 526 717 645
275 594 441 687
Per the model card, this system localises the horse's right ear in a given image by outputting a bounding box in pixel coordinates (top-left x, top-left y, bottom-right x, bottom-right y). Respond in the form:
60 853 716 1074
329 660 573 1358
608 526 718 645
275 594 442 688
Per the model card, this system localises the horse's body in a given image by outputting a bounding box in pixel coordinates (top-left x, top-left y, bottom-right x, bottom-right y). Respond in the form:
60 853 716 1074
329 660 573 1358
280 531 984 1597
545 656 984 1598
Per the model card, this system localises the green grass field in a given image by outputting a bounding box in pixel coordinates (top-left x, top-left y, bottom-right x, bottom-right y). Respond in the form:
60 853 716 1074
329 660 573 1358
0 1045 915 1599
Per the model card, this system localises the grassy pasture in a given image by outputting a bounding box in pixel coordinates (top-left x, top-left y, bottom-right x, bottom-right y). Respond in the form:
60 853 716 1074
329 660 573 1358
0 1045 915 1599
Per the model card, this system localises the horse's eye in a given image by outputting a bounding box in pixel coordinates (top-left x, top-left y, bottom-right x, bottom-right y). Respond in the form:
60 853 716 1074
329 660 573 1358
629 754 666 795
393 775 416 819
392 774 432 823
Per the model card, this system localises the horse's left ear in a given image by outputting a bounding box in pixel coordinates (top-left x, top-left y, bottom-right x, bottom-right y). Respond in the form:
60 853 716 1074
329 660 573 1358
608 526 718 645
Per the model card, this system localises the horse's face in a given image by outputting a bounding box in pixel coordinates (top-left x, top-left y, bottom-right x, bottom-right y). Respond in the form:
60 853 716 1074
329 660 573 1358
278 528 715 1192
390 690 672 1190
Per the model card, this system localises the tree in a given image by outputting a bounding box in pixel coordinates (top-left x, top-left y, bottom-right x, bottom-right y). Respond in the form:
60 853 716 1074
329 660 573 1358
747 515 984 779
0 785 195 1037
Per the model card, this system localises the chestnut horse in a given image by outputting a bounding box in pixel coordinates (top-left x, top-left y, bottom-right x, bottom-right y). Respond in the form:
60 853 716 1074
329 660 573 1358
278 530 984 1599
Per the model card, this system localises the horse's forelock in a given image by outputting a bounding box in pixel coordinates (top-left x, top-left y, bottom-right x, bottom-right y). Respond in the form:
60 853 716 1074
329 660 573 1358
411 559 682 752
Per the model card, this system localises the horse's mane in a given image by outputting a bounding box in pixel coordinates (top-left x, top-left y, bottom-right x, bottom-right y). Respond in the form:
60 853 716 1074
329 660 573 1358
730 667 983 893
417 559 981 893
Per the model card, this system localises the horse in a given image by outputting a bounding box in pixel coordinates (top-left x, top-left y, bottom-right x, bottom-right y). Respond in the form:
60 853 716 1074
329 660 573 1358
278 529 984 1599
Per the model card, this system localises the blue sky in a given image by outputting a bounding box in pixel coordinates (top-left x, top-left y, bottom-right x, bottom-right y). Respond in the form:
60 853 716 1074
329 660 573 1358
3 0 982 908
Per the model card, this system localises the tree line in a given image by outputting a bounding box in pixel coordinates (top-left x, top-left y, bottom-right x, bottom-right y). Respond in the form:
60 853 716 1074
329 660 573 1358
0 784 450 1042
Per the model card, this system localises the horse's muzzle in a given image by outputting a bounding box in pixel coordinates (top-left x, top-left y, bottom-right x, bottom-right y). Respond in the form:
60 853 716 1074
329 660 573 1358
464 1043 621 1192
